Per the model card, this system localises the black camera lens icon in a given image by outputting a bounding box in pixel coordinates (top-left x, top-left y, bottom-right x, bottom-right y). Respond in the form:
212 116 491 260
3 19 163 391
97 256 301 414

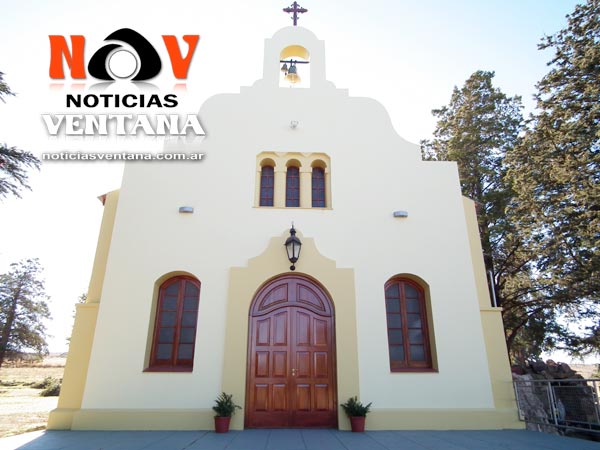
88 28 162 81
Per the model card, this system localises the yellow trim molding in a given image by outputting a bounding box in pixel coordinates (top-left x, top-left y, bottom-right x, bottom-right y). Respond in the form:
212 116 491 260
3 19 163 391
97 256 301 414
222 229 359 430
71 409 214 430
47 303 99 429
366 408 522 430
87 190 119 303
48 190 119 430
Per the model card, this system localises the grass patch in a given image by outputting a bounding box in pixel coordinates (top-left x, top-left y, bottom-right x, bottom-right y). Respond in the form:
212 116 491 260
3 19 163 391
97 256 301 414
0 357 65 438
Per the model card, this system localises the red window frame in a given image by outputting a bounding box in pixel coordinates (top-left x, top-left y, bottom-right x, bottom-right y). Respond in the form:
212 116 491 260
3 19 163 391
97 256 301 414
385 278 433 371
148 276 200 372
311 167 326 207
286 166 300 207
259 165 274 206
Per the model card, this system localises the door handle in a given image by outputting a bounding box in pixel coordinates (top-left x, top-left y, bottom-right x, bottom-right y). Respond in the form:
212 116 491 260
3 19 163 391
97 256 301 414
291 368 297 376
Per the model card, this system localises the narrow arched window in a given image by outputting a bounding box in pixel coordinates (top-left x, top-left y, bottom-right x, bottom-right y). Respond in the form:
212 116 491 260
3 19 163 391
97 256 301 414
149 276 200 371
385 278 432 371
259 165 274 206
312 167 326 207
286 166 300 207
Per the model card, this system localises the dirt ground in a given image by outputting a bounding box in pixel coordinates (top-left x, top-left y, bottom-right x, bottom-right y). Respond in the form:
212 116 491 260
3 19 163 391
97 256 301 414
0 357 65 438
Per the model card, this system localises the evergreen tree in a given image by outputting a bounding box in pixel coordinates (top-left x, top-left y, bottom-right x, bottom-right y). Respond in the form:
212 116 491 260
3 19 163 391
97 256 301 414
421 71 561 362
506 0 600 355
421 71 523 282
0 259 50 368
0 71 15 100
0 71 40 200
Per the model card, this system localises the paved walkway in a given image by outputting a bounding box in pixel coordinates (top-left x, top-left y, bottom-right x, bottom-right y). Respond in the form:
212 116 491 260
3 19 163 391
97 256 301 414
1 429 599 450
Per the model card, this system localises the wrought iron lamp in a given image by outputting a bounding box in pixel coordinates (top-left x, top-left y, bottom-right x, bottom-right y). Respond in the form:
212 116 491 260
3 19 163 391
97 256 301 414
284 225 302 271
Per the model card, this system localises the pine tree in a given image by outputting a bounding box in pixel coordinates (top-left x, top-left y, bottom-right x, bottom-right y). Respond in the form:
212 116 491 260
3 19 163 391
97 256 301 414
0 71 40 200
506 0 600 355
0 71 15 100
421 71 523 286
0 259 50 368
421 71 564 362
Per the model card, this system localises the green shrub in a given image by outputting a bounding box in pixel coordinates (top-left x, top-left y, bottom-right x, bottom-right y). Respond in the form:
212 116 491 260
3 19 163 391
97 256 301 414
340 396 372 417
40 379 61 397
31 376 55 389
212 392 241 417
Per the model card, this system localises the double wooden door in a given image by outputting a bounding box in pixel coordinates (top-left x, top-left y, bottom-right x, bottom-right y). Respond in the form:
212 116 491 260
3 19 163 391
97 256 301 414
245 275 337 428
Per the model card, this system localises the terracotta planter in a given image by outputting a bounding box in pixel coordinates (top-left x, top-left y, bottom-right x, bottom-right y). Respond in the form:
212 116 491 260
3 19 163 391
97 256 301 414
349 416 366 432
214 416 231 433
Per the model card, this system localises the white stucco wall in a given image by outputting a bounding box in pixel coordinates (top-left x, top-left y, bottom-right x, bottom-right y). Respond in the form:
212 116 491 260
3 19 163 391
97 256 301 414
81 26 494 411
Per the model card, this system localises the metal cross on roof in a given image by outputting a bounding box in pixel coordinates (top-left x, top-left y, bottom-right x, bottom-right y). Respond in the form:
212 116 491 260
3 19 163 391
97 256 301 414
283 2 308 26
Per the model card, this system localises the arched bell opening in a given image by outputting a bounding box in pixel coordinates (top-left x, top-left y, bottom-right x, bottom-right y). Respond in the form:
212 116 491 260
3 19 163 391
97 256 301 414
280 45 310 88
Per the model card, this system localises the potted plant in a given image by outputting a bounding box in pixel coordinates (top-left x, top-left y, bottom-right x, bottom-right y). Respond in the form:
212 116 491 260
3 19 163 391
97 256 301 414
340 396 372 432
212 392 241 433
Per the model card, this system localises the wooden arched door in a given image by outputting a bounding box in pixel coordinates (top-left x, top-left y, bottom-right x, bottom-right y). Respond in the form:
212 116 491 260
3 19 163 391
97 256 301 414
245 274 337 428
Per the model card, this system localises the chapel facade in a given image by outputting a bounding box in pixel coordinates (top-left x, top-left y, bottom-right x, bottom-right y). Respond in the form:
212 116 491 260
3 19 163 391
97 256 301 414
49 20 520 431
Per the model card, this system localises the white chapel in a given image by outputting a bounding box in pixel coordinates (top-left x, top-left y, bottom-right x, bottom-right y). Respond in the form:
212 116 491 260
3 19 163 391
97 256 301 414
49 9 520 431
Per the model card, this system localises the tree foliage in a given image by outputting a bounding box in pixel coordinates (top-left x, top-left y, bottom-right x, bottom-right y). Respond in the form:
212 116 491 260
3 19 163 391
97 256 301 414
421 71 523 279
420 71 557 362
0 259 50 368
0 71 15 101
0 71 40 200
505 0 600 356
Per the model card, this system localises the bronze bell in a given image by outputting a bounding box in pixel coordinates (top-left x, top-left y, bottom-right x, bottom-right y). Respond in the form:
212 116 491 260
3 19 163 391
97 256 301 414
285 64 301 84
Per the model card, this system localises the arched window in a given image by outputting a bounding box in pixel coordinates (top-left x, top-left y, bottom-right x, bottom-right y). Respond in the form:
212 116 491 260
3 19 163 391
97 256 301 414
149 276 200 371
259 165 274 206
385 278 432 371
286 166 300 207
312 167 326 207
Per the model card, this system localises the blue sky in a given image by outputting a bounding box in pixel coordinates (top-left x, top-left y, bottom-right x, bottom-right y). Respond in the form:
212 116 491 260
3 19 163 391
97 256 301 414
0 0 584 354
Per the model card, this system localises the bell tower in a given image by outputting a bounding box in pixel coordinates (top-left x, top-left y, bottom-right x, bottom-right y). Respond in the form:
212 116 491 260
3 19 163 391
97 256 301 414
255 3 331 90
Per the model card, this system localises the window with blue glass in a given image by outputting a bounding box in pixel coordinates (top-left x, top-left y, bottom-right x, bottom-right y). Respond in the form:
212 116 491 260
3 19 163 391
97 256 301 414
312 167 326 207
149 276 200 371
259 165 274 206
385 278 432 371
286 166 300 207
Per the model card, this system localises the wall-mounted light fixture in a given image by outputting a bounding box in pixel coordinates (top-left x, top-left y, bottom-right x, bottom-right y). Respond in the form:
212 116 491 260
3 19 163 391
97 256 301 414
179 206 194 214
393 210 408 218
284 224 302 271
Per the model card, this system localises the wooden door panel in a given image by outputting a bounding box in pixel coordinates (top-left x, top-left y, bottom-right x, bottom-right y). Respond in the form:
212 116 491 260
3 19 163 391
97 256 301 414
272 351 287 378
295 384 311 411
290 309 337 427
246 275 337 429
297 285 327 312
272 384 288 410
296 351 311 378
255 351 269 378
259 284 288 309
314 352 328 378
254 385 268 411
314 318 328 346
295 311 311 345
272 311 288 346
315 384 330 410
255 318 270 346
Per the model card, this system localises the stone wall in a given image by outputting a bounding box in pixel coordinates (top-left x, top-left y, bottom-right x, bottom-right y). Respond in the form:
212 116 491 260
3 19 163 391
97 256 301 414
512 360 599 434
